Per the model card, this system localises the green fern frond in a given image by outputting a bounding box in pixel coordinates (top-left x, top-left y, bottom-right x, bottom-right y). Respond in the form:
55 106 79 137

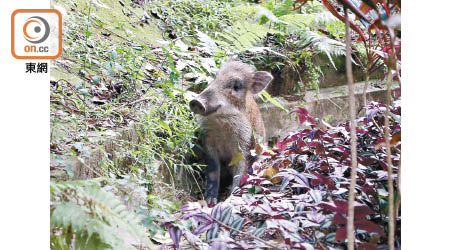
215 21 280 52
197 30 218 54
280 12 342 33
232 5 260 19
255 6 288 24
51 179 154 249
297 30 346 69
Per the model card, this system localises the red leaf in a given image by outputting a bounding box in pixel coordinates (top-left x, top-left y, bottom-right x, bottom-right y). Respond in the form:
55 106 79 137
318 201 338 213
354 219 385 235
290 107 316 125
239 174 250 186
359 242 380 250
290 107 308 115
362 184 377 197
275 140 288 152
335 226 347 241
354 205 375 219
295 139 307 152
332 213 347 224
310 172 337 190
315 142 325 154
333 199 349 215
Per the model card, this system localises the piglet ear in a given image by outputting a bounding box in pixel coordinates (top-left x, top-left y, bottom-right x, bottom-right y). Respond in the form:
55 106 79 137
250 71 273 94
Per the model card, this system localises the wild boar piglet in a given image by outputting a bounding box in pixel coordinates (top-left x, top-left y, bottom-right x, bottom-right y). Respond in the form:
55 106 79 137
189 61 273 205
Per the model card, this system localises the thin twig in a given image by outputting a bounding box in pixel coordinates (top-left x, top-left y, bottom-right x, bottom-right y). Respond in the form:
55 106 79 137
313 229 327 249
327 97 343 111
83 0 93 72
382 22 400 249
362 74 370 107
112 97 153 111
383 69 395 250
395 156 401 219
50 97 84 113
83 0 93 135
344 8 358 250
171 34 195 43
371 117 383 135
395 63 402 87
81 162 104 178
56 79 88 106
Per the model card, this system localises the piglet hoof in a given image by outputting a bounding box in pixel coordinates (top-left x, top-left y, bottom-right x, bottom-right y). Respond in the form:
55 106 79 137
206 197 218 208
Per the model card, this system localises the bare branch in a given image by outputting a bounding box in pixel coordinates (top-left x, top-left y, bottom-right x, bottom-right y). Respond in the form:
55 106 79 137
362 75 370 107
383 68 395 250
395 156 401 219
112 97 153 111
344 8 358 250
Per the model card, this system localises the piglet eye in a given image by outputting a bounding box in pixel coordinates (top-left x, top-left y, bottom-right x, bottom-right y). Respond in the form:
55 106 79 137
233 81 244 91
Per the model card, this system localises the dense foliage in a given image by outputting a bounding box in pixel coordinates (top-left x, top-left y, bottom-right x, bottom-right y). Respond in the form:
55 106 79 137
170 99 401 249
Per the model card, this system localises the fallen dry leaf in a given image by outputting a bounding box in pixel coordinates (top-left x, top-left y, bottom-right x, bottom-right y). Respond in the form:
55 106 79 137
390 131 401 146
263 164 281 184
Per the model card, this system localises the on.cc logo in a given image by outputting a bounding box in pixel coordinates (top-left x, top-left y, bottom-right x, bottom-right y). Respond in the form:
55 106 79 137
23 16 50 44
11 9 62 60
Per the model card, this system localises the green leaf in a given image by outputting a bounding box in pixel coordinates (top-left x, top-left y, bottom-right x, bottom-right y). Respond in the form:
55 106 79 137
220 206 233 225
248 185 263 194
79 89 89 96
258 90 288 112
211 204 222 220
91 75 100 84
111 50 118 60
230 217 245 236
206 223 219 241
252 223 266 237
159 120 172 136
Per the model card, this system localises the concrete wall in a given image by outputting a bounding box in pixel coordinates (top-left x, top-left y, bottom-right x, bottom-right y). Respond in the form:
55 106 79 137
264 54 385 96
259 81 396 143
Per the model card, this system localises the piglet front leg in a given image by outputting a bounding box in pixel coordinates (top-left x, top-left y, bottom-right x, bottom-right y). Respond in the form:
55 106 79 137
205 154 220 207
231 158 247 194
